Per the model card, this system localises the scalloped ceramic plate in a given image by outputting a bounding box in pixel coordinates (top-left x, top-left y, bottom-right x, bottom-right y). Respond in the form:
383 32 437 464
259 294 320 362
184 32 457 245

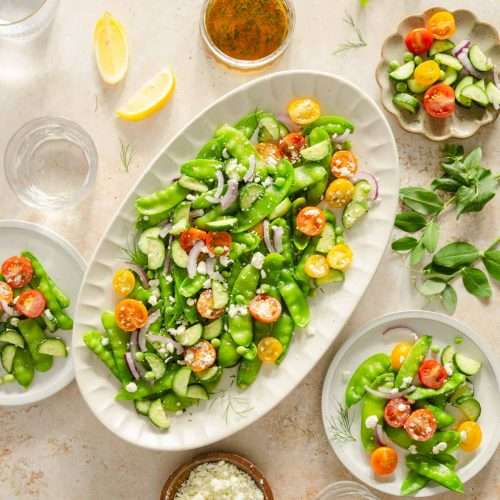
322 311 500 497
73 70 399 450
376 8 500 141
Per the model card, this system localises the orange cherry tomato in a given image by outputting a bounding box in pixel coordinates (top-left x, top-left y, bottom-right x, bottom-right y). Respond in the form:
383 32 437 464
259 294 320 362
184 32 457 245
257 336 284 363
15 290 46 318
185 340 217 373
327 244 353 271
325 178 354 208
370 447 398 476
304 254 330 278
458 421 482 452
427 11 456 40
405 28 433 54
248 294 282 324
0 281 14 304
287 97 321 125
414 60 441 87
179 228 208 252
423 84 455 119
1 256 33 289
418 359 447 389
115 299 148 332
404 409 437 442
205 231 232 256
251 222 264 239
112 269 136 297
296 206 326 236
256 142 283 163
390 342 413 370
196 289 225 320
330 150 358 178
278 132 306 162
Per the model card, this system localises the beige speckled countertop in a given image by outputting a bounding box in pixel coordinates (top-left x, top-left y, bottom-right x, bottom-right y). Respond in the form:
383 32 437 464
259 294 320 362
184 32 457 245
0 1 499 499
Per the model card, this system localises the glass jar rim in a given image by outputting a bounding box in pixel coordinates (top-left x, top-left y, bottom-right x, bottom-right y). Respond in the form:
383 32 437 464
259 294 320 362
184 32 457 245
0 0 49 27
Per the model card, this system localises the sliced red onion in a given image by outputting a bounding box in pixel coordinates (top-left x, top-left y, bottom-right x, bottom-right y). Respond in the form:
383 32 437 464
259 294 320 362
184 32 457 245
129 330 146 377
452 39 471 57
273 225 284 253
351 171 379 201
0 300 16 317
220 179 239 210
494 66 500 88
205 257 216 277
365 385 416 400
458 49 483 78
213 170 225 200
138 309 161 352
331 129 351 144
126 262 149 288
147 333 184 356
124 352 140 380
263 219 275 253
159 222 172 238
375 424 388 446
243 155 257 183
187 240 205 278
190 209 205 219
164 238 172 274
276 111 299 132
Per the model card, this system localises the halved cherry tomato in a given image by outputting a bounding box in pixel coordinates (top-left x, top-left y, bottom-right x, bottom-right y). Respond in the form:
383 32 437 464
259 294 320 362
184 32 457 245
427 11 456 40
15 290 46 318
423 84 455 118
185 340 217 372
279 132 306 162
384 398 412 428
418 359 447 389
115 298 148 332
330 150 358 178
304 254 330 278
405 28 433 55
251 222 264 239
256 142 283 163
414 60 441 87
196 289 224 320
205 231 232 256
179 228 208 252
248 294 282 323
404 409 437 442
287 97 321 125
1 256 33 289
112 269 136 297
325 178 354 208
458 421 482 452
0 282 14 304
327 244 353 271
257 336 283 363
370 447 398 476
296 206 326 236
390 342 413 370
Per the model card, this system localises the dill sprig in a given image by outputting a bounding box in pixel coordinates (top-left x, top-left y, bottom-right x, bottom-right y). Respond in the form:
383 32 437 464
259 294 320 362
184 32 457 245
327 400 356 444
121 240 147 267
120 139 134 172
334 13 367 55
208 381 254 424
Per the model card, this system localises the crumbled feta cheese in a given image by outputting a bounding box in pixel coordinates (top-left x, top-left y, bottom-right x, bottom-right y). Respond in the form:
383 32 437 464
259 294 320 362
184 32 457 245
203 279 211 288
148 279 160 288
167 343 175 354
262 176 273 187
148 295 158 306
186 194 195 201
197 261 207 275
398 403 407 411
401 376 413 388
177 325 186 334
44 309 54 320
228 304 248 317
365 415 378 429
412 332 419 342
9 317 19 327
219 255 232 267
101 337 109 346
432 442 448 454
254 176 261 184
152 288 160 298
168 296 176 304
250 252 265 270
260 270 267 279
143 215 149 221
158 348 166 355
444 363 454 376
342 370 351 383
187 298 196 306
408 445 417 455
222 148 229 159
165 275 173 283
389 387 399 394
125 382 137 393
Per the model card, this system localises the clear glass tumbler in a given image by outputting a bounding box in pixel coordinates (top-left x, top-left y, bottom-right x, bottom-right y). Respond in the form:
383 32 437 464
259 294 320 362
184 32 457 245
315 481 380 500
0 0 59 39
4 117 98 210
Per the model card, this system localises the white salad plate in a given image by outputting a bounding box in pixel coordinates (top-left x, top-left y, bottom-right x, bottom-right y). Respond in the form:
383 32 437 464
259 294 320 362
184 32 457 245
322 310 500 497
73 70 399 450
0 219 86 406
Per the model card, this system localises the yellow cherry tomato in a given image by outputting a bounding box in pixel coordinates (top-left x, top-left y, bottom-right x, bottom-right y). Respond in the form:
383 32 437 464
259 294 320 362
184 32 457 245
390 342 413 370
287 97 321 125
325 178 354 208
458 421 482 452
327 244 353 271
257 337 284 363
304 254 330 279
112 268 136 297
414 60 441 87
427 11 456 40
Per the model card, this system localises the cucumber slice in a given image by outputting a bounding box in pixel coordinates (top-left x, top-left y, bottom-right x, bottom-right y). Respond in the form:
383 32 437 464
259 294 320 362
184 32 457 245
172 366 192 397
455 76 474 107
203 318 223 340
407 78 429 94
212 280 228 309
1 345 17 373
449 382 474 404
195 365 220 382
258 114 280 142
269 197 291 220
352 180 372 203
434 53 463 71
204 217 237 230
138 227 165 270
178 175 209 193
186 384 209 400
316 269 344 286
429 39 455 57
148 398 171 429
440 345 455 366
0 330 25 348
461 84 489 107
389 61 415 81
343 201 368 229
38 338 67 357
278 121 289 138
134 399 152 415
316 223 336 254
144 352 166 379
476 79 486 92
454 352 481 376
176 324 203 347
170 203 191 236
393 93 420 113
239 183 264 210
455 397 481 421
469 44 493 72
486 81 500 108
171 239 188 268
162 392 195 412
300 140 330 161
442 67 458 86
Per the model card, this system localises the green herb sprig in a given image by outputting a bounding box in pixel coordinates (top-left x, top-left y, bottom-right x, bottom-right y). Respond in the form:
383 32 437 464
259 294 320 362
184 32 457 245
327 401 356 444
120 139 135 172
333 13 367 54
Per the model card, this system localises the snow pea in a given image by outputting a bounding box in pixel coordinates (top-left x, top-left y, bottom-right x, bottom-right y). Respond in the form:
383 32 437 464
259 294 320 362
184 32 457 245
415 430 461 454
232 232 261 253
194 206 226 229
270 218 293 264
218 332 240 368
179 274 206 297
395 335 432 389
228 258 242 290
136 209 171 231
409 372 465 401
37 276 73 330
196 137 224 160
273 312 294 364
167 265 187 327
159 272 175 324
12 348 34 388
384 425 413 449
415 401 455 429
128 281 152 302
180 159 221 181
294 237 318 293
234 111 259 139
116 364 179 400
290 164 328 194
406 454 464 493
101 311 132 385
308 126 332 188
18 319 53 372
302 115 354 135
83 331 120 380
263 253 286 286
345 353 392 407
278 270 310 328
163 391 196 412
135 181 188 216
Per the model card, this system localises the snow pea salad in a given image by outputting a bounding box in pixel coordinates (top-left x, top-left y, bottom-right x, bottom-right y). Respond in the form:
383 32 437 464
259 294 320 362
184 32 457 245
84 97 378 430
389 10 500 118
0 253 71 389
345 328 484 495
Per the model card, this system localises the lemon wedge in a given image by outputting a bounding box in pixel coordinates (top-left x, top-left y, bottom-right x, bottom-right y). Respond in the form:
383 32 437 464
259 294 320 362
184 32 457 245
94 12 128 85
116 68 176 121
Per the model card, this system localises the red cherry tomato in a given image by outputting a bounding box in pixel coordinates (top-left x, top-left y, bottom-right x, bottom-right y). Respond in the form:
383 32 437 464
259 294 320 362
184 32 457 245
15 290 46 318
1 256 33 289
423 84 456 118
296 206 326 236
405 28 433 55
205 231 232 256
179 228 208 252
278 132 306 162
418 359 447 389
248 294 282 324
404 409 437 442
384 398 412 428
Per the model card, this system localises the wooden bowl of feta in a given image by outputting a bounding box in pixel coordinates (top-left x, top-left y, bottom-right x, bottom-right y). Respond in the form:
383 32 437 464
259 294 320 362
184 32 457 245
161 451 274 499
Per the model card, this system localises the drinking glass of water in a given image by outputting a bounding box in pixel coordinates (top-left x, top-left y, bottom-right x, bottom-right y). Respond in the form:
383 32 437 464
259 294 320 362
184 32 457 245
315 481 380 500
0 0 59 39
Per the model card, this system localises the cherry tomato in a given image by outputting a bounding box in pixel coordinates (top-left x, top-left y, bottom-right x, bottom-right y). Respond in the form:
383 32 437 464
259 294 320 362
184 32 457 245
427 11 456 40
112 269 136 297
287 97 321 125
418 359 447 389
304 254 330 279
257 336 283 363
458 421 482 452
1 256 33 289
251 222 264 239
196 289 224 320
414 60 441 87
248 294 282 324
115 299 148 332
0 282 14 304
256 142 283 163
179 228 208 252
327 244 353 271
390 342 413 370
330 150 358 178
370 447 398 476
325 178 354 208
296 206 326 236
185 340 217 373
384 398 412 428
279 132 306 162
423 84 455 119
404 409 437 442
405 28 433 55
205 231 232 256
15 290 46 318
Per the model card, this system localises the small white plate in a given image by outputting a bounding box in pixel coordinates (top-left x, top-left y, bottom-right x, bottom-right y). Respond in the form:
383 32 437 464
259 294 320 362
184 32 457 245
0 219 86 406
321 310 500 497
